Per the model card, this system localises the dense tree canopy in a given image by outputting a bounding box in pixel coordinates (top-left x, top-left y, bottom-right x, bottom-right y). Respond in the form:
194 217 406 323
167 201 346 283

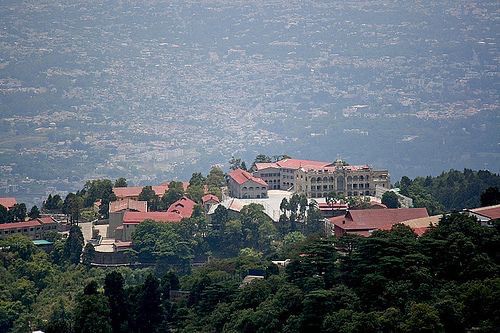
397 169 500 213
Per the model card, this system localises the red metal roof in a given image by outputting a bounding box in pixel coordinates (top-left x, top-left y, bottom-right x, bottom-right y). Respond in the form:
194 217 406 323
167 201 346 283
122 211 183 224
228 168 268 187
166 196 196 219
470 204 500 220
330 208 429 232
0 220 41 230
0 197 17 210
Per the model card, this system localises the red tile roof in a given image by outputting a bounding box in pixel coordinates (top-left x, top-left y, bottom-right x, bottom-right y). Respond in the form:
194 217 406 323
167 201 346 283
167 196 196 219
109 199 148 213
330 208 429 233
0 197 17 210
470 204 500 220
202 194 220 204
122 211 183 224
228 168 267 187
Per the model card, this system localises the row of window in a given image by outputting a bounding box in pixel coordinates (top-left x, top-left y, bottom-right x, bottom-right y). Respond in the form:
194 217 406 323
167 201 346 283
309 190 372 198
309 175 371 183
242 186 267 191
260 173 280 177
242 193 267 199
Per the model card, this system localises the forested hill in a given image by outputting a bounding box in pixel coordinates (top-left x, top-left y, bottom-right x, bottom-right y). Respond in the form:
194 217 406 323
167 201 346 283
396 169 500 214
0 214 499 332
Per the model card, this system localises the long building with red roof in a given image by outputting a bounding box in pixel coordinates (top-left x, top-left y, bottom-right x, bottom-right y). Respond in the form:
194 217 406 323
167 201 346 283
228 168 268 199
253 158 390 198
328 208 429 237
0 216 58 239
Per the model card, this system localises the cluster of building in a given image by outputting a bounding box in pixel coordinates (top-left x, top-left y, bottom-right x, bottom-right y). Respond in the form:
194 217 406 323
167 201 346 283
107 184 220 242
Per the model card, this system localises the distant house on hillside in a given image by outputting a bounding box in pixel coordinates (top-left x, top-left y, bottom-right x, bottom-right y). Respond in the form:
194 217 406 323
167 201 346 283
328 208 429 237
463 204 500 227
0 197 17 210
228 168 268 199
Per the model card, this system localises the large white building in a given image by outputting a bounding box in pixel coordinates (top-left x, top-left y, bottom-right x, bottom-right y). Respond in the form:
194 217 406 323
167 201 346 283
253 158 390 198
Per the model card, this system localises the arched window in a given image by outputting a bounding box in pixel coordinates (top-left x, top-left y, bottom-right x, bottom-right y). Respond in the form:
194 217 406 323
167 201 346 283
348 191 352 196
316 177 321 182
359 175 364 181
347 176 352 182
329 176 334 182
365 190 370 195
337 176 345 191
243 186 247 190
249 187 254 190
311 178 316 183
365 175 369 180
323 177 328 182
353 176 359 181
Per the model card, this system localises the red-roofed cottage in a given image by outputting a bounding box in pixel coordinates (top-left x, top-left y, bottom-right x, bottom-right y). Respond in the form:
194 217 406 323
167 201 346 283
328 208 429 237
228 168 268 199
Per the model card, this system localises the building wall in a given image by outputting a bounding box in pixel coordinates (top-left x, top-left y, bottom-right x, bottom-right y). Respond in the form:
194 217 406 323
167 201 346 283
228 179 268 199
108 211 125 238
253 167 282 190
122 224 137 242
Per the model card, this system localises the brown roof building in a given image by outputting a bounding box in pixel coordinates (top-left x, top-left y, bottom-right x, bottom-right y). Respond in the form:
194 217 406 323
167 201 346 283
328 208 429 237
464 204 500 227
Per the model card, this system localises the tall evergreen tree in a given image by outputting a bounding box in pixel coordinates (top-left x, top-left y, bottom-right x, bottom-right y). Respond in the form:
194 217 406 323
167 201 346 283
104 272 128 333
63 225 84 264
